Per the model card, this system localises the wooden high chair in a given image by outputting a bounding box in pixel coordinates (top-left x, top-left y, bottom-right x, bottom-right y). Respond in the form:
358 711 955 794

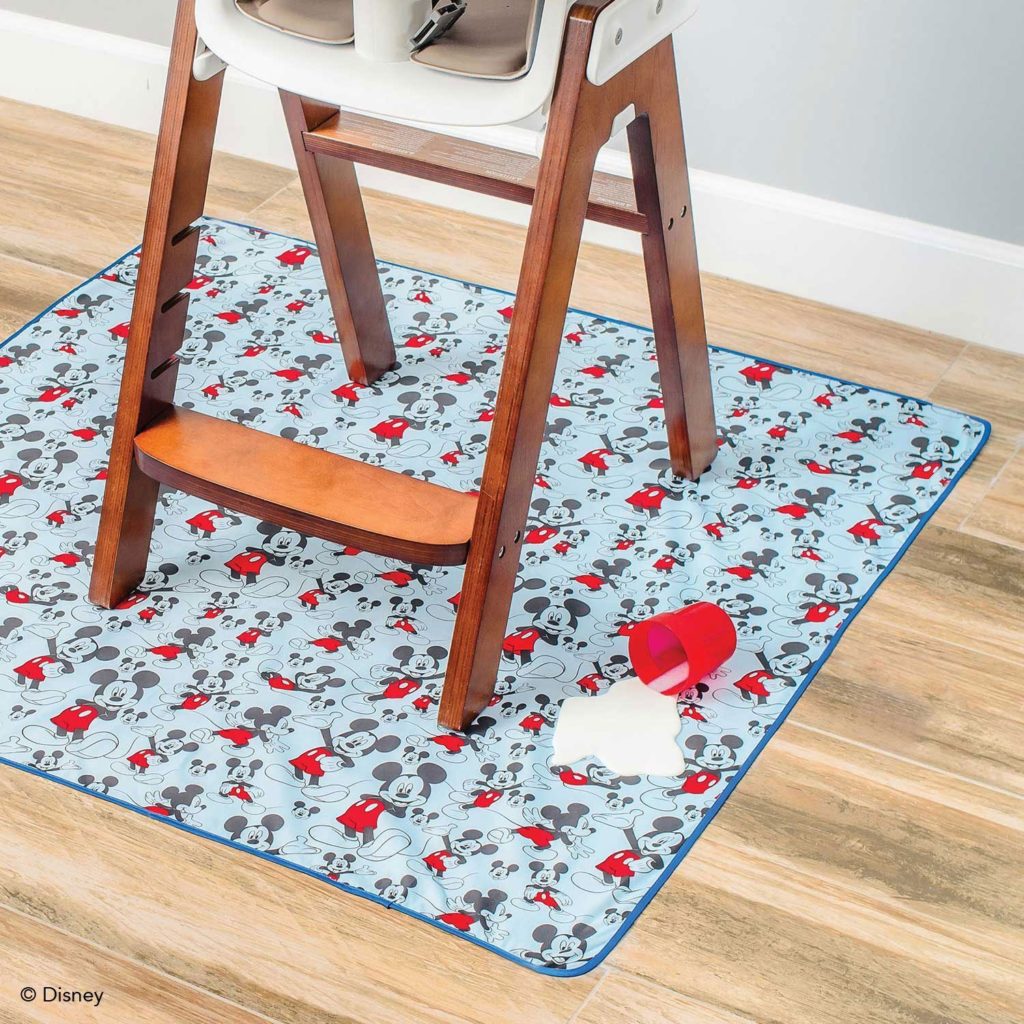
90 0 718 730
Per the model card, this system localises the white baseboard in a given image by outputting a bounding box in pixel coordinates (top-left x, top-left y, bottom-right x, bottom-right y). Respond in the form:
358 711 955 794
1 9 1021 356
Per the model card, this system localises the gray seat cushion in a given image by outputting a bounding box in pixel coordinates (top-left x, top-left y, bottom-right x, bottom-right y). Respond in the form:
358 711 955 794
234 0 544 79
411 0 544 80
235 0 355 45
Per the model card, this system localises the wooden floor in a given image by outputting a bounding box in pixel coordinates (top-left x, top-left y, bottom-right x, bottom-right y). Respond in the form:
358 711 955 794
0 96 1021 1024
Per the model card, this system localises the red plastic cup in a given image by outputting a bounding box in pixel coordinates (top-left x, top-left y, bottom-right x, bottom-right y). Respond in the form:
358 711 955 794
627 602 737 696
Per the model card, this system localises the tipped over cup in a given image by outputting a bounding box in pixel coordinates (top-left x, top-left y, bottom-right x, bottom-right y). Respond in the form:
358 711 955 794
628 602 737 696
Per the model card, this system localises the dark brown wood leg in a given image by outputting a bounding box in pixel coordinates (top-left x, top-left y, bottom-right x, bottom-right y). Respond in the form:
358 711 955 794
281 92 397 385
628 39 717 481
438 17 620 731
90 0 224 608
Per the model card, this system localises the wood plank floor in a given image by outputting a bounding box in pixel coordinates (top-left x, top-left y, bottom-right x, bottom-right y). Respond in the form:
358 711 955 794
0 97 1021 1024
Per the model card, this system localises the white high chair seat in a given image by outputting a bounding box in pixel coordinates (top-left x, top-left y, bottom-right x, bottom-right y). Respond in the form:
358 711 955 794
194 0 699 128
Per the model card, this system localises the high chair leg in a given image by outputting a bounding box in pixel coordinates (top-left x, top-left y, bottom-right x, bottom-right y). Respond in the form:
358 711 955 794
438 13 717 729
628 38 717 481
281 92 397 385
90 0 224 608
438 8 626 731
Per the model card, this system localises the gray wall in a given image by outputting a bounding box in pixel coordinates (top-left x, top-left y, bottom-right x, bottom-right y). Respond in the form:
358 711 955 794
673 0 1024 245
4 0 1022 244
6 0 176 46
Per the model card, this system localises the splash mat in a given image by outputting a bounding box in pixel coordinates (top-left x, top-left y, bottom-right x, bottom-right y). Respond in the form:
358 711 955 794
0 220 987 974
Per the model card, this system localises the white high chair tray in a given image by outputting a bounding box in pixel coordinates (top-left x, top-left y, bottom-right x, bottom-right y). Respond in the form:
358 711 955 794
195 0 571 126
196 0 700 127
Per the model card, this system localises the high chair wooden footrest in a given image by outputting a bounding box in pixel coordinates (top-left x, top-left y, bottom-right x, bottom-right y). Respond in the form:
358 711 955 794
134 407 478 566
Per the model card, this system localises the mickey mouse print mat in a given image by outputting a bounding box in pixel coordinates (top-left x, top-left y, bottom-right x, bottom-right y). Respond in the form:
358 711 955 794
0 220 988 975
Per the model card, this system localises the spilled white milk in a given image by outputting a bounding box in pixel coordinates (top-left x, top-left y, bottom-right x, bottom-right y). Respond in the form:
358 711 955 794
551 668 690 777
